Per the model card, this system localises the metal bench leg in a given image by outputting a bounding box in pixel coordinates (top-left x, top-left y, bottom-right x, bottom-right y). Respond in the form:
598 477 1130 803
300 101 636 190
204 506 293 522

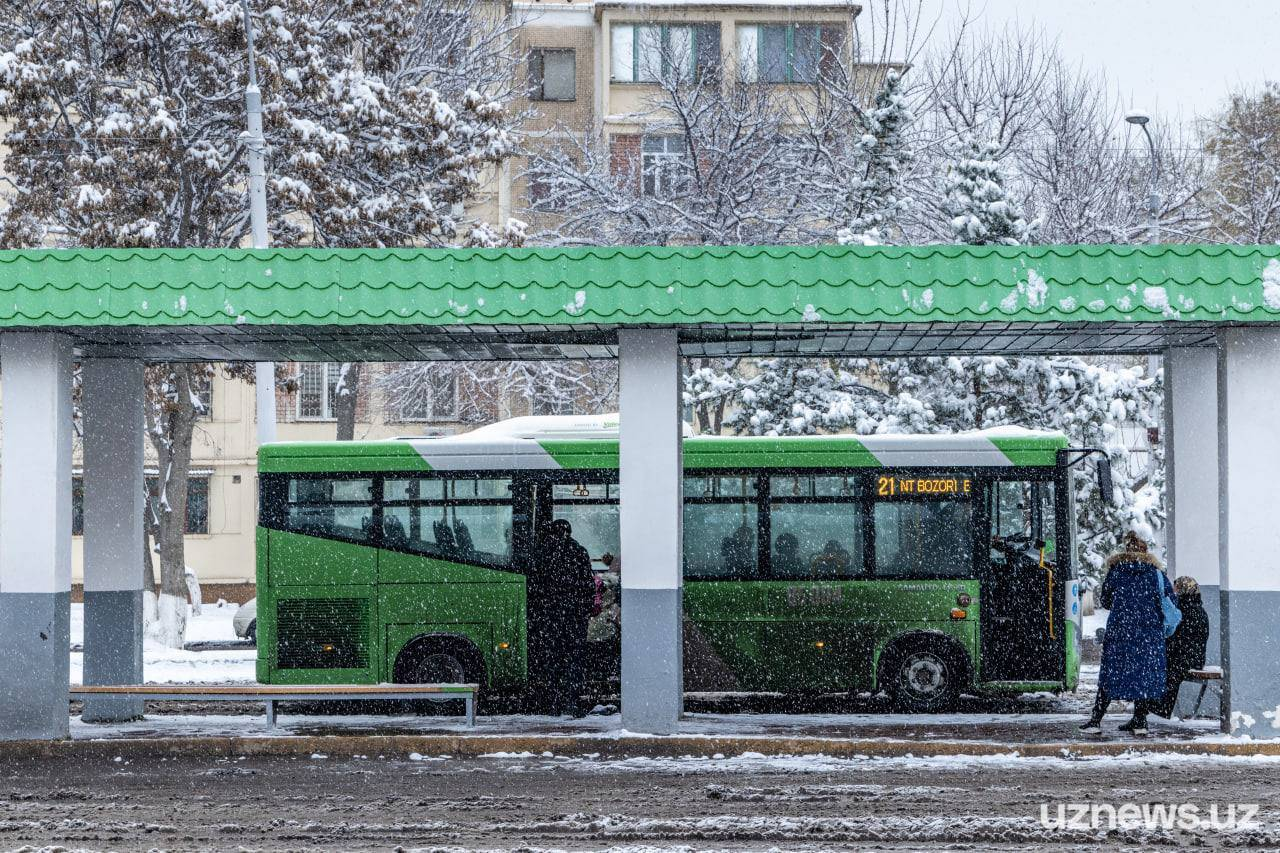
465 694 475 728
1188 683 1209 719
265 699 276 728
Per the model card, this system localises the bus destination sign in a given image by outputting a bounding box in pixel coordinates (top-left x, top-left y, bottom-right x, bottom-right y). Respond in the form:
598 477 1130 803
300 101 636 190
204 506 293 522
876 475 972 498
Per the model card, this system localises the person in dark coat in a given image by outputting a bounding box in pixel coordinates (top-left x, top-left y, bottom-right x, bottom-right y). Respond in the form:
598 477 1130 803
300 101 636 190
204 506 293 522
1151 576 1210 719
526 518 596 717
1080 532 1173 736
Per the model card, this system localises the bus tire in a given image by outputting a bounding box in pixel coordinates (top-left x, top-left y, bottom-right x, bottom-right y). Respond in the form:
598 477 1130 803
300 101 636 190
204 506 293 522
878 635 968 714
393 635 486 715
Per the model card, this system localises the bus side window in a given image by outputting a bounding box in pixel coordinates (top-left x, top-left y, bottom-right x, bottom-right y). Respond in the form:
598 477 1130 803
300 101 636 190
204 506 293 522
383 477 514 567
282 477 375 542
684 475 759 579
1037 481 1056 561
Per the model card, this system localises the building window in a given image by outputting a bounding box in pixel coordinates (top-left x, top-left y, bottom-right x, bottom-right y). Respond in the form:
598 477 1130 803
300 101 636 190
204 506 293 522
641 135 690 198
297 362 341 420
396 370 458 422
610 23 720 83
737 23 844 84
528 48 576 101
191 372 213 419
73 474 210 536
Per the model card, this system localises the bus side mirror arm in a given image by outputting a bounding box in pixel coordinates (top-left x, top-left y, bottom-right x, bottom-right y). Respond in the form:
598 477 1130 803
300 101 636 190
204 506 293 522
1063 447 1115 507
1097 457 1115 506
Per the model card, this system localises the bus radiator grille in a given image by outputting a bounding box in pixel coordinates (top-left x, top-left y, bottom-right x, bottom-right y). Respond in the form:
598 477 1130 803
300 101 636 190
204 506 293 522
276 598 370 670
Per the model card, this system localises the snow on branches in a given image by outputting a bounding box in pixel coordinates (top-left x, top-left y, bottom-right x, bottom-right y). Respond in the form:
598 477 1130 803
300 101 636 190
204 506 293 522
944 137 1036 245
0 0 524 249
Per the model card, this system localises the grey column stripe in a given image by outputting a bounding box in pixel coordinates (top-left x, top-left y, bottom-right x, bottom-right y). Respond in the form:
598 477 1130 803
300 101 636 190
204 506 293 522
0 592 70 741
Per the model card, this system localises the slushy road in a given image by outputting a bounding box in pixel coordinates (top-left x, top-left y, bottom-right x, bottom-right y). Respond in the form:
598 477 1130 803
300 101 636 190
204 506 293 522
2 749 1279 850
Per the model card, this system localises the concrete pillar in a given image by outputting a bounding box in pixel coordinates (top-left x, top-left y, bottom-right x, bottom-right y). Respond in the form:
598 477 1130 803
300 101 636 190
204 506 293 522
1217 327 1280 735
81 359 146 722
1164 346 1221 718
0 333 73 740
618 328 683 734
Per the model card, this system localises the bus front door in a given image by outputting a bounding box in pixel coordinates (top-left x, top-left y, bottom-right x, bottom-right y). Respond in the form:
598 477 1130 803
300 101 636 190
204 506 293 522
980 480 1064 684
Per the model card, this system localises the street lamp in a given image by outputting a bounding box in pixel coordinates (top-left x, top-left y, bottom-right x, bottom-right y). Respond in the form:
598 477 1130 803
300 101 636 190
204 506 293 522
1125 111 1164 560
1125 110 1161 245
241 0 277 446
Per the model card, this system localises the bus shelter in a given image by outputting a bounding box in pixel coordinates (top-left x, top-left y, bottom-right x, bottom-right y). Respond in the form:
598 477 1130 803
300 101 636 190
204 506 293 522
0 243 1276 740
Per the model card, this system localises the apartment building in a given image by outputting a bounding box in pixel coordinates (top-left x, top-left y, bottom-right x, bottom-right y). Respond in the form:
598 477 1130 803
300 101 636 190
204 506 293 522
511 0 861 225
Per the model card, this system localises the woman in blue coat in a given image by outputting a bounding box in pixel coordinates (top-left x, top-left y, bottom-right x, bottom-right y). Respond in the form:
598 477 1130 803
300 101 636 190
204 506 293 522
1079 533 1174 736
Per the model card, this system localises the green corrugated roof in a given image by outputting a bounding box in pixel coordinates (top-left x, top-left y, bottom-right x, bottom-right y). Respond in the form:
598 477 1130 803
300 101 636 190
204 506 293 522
1 244 1278 328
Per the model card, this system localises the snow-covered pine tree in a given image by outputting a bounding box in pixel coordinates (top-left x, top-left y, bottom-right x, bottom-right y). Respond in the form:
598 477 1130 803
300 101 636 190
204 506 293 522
837 69 915 246
944 137 1036 245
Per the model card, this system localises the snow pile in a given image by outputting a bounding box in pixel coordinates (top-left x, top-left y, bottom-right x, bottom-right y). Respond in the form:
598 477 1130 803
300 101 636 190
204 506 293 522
1263 259 1280 311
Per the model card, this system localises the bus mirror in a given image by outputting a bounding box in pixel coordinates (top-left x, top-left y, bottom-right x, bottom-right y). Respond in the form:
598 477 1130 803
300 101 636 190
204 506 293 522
1097 457 1115 506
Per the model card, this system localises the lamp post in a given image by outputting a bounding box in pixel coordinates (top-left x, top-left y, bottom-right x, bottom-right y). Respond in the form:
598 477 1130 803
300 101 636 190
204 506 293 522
241 0 277 445
1126 110 1164 559
1125 111 1161 246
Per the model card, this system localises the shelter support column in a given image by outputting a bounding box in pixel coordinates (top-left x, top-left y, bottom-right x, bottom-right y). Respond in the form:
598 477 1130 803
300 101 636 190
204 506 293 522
618 328 683 734
1217 328 1280 734
81 359 146 722
1164 346 1221 718
0 333 73 740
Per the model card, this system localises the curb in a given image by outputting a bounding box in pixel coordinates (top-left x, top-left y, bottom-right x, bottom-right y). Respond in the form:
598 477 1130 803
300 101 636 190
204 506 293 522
0 735 1274 761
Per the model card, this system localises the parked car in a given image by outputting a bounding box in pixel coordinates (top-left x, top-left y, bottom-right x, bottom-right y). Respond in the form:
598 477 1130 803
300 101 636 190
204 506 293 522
233 598 257 643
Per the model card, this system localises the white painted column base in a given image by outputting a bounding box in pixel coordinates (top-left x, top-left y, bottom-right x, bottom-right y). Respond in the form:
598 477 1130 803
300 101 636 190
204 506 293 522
1164 346 1222 718
619 328 683 734
0 334 73 740
1217 328 1280 735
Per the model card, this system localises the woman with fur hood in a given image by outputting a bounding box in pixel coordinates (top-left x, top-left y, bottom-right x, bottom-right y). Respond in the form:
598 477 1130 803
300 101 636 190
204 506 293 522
1079 532 1174 736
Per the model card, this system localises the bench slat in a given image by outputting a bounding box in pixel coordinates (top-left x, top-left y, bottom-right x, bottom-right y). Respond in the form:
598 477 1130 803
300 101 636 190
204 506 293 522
71 683 476 696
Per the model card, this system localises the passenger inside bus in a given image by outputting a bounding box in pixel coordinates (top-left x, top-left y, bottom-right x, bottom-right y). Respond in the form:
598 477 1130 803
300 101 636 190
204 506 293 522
773 533 803 575
810 539 852 577
721 524 757 576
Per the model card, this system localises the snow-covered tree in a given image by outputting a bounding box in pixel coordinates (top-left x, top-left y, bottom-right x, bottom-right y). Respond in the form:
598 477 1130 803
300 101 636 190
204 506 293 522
1205 82 1280 243
0 0 524 645
944 137 1036 245
837 69 915 245
377 361 617 424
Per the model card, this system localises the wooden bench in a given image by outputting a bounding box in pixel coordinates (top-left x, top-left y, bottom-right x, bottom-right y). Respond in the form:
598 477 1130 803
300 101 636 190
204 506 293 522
70 683 478 728
1183 667 1223 720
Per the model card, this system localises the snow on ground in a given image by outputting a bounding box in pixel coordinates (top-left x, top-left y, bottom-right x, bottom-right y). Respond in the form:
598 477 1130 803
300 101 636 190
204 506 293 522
69 599 256 685
1082 607 1108 639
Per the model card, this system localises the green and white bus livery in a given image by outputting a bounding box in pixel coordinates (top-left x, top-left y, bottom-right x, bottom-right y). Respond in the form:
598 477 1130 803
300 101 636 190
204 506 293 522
256 416 1098 712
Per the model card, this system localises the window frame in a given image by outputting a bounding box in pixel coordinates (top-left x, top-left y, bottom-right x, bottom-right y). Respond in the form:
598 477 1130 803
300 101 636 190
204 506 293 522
72 473 211 537
641 134 691 199
738 22 845 84
261 471 518 572
610 22 721 83
528 47 577 102
296 362 341 421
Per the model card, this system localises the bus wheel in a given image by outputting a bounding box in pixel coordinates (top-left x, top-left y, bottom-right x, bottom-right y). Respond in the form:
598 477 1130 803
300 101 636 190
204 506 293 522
394 637 485 714
882 640 963 714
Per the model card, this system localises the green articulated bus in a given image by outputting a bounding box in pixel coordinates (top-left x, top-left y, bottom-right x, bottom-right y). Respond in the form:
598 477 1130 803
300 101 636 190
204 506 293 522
257 415 1095 712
